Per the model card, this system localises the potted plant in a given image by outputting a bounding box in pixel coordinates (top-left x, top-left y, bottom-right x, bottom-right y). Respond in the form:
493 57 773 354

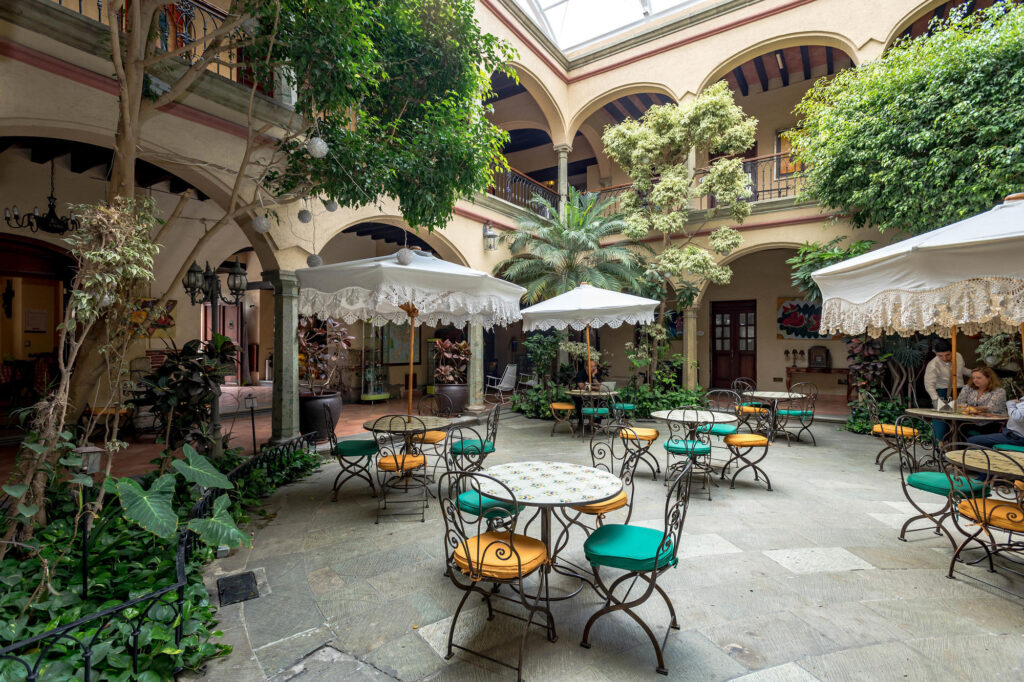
433 338 471 414
297 315 354 440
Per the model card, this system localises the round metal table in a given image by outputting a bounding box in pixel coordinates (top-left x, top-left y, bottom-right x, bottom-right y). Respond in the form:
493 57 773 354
945 447 1024 480
651 408 737 428
362 415 452 433
480 461 622 600
566 389 620 438
904 408 1006 443
745 390 801 402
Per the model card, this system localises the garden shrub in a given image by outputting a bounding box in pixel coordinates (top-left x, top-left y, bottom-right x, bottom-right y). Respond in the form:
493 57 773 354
845 397 907 434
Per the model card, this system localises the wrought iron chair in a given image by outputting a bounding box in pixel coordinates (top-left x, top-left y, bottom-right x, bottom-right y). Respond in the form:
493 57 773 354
563 427 644 538
721 401 777 491
440 424 492 474
897 432 981 549
438 471 554 681
663 406 717 499
369 415 430 523
415 393 454 477
701 389 742 466
946 445 1024 593
580 385 617 438
731 377 756 393
324 404 377 500
731 377 765 432
616 419 660 482
549 399 576 437
862 392 917 471
777 381 818 445
450 405 501 460
579 459 694 676
486 364 518 404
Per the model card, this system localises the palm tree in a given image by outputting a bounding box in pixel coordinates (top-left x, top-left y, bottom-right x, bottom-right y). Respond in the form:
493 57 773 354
494 187 649 303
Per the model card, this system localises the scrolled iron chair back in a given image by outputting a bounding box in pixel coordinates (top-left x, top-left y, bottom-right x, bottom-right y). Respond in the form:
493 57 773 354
747 401 778 444
860 391 881 425
790 382 818 412
437 471 522 582
614 427 648 501
444 424 489 473
705 388 741 417
419 393 454 418
369 414 426 460
323 403 339 451
659 456 695 568
945 442 1024 527
894 414 937 473
485 405 502 446
731 377 756 394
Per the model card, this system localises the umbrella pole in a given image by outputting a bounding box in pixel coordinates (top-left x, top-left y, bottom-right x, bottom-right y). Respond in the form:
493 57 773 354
951 325 958 402
1020 323 1024 373
586 325 592 386
399 303 419 416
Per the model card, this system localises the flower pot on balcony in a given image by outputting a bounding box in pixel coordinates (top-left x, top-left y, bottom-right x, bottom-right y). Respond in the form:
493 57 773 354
299 391 343 442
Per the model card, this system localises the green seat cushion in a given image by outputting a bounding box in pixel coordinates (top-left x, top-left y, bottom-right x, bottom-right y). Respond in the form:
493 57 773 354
581 407 610 416
663 439 711 456
618 403 636 411
451 439 495 455
696 423 739 436
778 409 813 417
335 439 378 458
994 443 1024 453
456 491 520 519
584 524 676 572
905 471 988 498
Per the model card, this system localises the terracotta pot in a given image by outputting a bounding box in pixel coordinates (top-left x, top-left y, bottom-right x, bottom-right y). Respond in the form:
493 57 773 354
299 391 343 442
434 383 468 415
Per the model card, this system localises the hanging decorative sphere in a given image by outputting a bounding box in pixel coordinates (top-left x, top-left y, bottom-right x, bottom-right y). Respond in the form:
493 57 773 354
305 136 329 159
323 199 338 212
306 253 323 268
396 248 415 265
253 215 271 234
298 209 313 223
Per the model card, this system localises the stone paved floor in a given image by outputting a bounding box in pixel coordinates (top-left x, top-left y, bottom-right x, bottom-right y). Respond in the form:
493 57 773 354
188 412 1024 681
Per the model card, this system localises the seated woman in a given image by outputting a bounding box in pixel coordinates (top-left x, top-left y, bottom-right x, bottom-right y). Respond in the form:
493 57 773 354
957 367 1007 436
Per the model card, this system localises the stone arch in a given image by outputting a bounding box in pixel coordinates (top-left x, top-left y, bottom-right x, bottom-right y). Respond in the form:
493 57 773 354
696 32 863 94
0 118 280 272
882 0 999 48
320 213 470 267
576 123 612 182
505 62 568 146
566 82 679 144
694 240 803 307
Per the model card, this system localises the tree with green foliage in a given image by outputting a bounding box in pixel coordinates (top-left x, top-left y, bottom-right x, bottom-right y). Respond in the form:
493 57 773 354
790 3 1024 234
494 188 649 303
602 81 757 312
786 236 875 301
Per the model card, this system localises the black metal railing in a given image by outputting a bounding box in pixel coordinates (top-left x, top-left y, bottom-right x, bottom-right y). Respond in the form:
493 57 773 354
0 432 317 681
488 167 559 217
49 0 242 82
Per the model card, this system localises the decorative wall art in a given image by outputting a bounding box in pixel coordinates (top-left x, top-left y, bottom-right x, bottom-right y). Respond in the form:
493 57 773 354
382 322 421 365
776 297 832 340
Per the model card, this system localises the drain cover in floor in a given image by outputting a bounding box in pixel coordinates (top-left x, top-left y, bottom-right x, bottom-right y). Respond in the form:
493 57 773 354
217 572 259 605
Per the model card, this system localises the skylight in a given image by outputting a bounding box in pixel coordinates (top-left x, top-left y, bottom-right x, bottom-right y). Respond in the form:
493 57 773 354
514 0 705 52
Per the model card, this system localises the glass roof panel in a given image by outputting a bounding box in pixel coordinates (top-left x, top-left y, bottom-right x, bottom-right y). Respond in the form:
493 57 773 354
514 0 704 52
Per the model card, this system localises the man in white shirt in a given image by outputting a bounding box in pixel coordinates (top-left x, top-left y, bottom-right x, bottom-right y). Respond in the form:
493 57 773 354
968 398 1024 449
923 339 971 408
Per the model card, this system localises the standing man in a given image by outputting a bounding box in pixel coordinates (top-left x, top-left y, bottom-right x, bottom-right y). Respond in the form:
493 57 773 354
923 339 971 441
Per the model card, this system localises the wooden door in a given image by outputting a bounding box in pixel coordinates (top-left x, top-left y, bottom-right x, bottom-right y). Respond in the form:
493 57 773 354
711 300 757 388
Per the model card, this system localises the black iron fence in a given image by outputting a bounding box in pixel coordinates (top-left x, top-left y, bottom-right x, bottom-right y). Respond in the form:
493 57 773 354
0 432 317 681
488 167 558 217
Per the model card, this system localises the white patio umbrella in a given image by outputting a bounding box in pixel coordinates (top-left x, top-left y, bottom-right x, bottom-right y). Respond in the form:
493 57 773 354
297 248 526 415
812 193 1024 398
520 283 660 385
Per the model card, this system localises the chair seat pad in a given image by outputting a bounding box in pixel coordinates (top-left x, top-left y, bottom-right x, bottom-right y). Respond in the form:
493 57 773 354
335 440 378 458
412 430 446 445
778 409 813 417
906 471 988 498
582 407 610 416
724 433 770 448
456 491 521 519
663 439 711 455
872 424 918 437
451 439 495 455
994 443 1024 453
618 403 636 411
957 499 1024 533
739 405 769 415
452 531 548 580
696 423 739 436
584 524 676 572
571 490 628 515
550 402 576 411
377 453 426 472
621 427 659 442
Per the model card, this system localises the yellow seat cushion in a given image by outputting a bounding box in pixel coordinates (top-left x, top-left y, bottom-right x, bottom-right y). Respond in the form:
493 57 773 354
724 433 769 448
452 531 548 580
377 453 427 472
571 490 628 515
739 405 769 415
957 499 1024 533
550 402 576 411
412 430 446 444
620 427 659 442
871 424 919 438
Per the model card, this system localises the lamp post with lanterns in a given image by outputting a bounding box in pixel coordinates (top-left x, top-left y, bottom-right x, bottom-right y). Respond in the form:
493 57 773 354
182 259 247 456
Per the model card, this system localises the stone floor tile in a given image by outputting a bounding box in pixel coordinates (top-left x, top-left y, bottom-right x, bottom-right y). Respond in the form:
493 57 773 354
364 631 447 681
253 624 335 677
677 532 744 560
730 662 821 681
699 611 842 670
763 547 876 575
271 645 397 682
796 640 943 681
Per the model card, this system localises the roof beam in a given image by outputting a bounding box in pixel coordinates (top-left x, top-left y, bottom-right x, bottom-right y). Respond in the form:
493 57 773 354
731 67 748 97
826 47 834 75
636 93 655 109
617 96 644 120
775 50 789 87
29 140 69 164
752 56 770 92
69 145 108 174
602 103 626 124
800 46 811 80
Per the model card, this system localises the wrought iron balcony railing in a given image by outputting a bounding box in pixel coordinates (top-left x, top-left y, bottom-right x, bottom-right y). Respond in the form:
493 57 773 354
487 167 559 218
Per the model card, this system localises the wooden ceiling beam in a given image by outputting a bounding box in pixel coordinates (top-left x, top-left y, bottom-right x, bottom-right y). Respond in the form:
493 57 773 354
731 67 749 97
800 46 811 80
752 56 770 92
775 50 789 87
826 47 835 75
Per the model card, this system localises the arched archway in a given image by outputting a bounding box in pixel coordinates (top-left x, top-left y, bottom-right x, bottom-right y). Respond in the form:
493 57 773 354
319 215 470 267
884 0 1006 48
566 83 678 146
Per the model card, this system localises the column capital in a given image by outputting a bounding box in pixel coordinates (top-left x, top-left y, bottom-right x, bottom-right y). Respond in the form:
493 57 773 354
553 143 573 155
262 270 299 293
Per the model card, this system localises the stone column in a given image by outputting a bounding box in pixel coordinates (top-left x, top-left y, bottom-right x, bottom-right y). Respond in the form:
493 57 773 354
265 270 300 443
684 306 699 390
466 323 486 416
554 143 572 218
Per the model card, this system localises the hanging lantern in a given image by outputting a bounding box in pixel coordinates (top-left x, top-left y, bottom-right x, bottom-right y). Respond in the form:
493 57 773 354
298 209 313 223
307 253 323 268
323 199 338 212
305 136 329 159
253 214 271 234
395 248 415 266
